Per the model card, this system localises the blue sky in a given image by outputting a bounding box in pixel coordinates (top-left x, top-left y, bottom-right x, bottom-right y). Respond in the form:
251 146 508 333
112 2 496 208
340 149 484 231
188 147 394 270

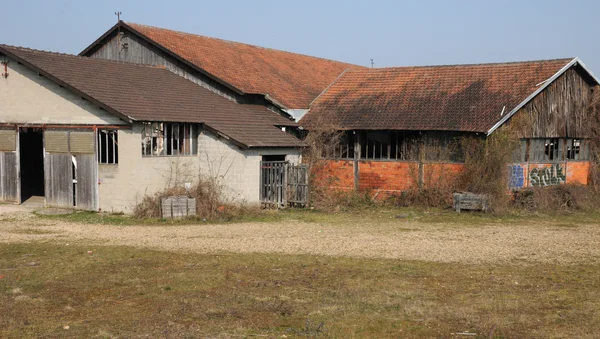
2 0 599 72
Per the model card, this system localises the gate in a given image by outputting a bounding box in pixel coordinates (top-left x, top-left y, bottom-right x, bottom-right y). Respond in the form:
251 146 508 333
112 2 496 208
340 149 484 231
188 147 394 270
260 161 309 207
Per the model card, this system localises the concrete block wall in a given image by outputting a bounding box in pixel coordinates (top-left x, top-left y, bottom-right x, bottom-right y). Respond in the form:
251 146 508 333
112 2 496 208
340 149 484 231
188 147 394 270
197 131 301 204
98 123 200 213
98 126 301 212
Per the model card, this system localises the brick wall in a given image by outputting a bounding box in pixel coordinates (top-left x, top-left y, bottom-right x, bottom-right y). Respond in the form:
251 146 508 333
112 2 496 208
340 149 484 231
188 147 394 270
358 161 417 191
316 159 592 195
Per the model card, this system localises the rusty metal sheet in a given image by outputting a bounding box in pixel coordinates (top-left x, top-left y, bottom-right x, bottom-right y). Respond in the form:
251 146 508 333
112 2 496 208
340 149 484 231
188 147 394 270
69 131 95 154
0 130 16 152
45 131 69 154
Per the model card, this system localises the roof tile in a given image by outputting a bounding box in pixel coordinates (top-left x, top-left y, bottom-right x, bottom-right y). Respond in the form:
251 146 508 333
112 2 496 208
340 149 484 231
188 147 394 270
0 45 302 148
302 59 573 133
127 23 360 109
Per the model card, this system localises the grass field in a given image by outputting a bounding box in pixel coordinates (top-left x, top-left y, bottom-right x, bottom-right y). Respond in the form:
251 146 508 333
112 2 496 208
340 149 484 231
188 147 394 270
1 242 599 338
2 207 600 337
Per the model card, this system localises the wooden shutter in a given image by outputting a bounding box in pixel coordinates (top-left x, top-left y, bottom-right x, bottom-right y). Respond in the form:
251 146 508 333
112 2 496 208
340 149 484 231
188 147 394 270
69 131 95 154
45 131 69 153
0 130 16 152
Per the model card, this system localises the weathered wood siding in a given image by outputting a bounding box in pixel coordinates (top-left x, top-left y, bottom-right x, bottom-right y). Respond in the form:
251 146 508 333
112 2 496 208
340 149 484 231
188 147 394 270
0 152 18 202
75 154 98 210
45 153 73 208
87 30 239 102
512 66 594 138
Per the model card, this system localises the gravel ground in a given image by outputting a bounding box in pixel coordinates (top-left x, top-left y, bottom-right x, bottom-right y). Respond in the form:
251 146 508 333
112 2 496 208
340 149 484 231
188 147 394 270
0 208 599 265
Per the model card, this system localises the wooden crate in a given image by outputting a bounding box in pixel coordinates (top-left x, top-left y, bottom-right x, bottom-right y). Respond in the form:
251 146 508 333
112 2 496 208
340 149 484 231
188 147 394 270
161 196 196 219
453 192 489 212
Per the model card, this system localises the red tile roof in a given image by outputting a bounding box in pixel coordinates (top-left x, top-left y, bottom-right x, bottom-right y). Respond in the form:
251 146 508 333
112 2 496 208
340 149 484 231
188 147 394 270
302 59 574 133
0 45 303 148
124 23 360 109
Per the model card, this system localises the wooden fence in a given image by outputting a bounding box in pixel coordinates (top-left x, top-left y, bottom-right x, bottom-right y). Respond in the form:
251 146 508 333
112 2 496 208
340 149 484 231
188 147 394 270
260 161 309 207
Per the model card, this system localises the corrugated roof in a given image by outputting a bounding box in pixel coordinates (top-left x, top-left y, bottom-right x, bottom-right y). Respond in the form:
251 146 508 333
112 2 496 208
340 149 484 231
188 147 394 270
120 23 360 109
0 45 303 148
302 59 575 133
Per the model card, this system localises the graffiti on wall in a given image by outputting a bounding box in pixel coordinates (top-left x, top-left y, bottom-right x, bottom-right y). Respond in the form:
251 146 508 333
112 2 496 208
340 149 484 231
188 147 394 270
508 164 525 189
529 164 566 187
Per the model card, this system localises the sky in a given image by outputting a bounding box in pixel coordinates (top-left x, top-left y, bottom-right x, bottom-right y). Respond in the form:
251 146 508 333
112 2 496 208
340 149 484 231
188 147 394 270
1 0 599 72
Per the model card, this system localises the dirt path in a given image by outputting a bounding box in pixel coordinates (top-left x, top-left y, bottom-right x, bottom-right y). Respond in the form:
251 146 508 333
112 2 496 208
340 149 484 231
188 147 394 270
1 210 599 264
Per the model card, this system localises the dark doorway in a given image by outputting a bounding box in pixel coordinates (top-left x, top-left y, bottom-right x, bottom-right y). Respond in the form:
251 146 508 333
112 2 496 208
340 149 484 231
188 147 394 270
20 128 45 202
262 154 286 162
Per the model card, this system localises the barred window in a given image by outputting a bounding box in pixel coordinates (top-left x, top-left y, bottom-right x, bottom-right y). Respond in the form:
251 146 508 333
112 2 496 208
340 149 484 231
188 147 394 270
141 122 198 157
98 130 118 164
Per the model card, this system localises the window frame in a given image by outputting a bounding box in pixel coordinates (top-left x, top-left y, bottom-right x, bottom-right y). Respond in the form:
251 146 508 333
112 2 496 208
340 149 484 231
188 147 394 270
141 122 198 157
97 129 119 165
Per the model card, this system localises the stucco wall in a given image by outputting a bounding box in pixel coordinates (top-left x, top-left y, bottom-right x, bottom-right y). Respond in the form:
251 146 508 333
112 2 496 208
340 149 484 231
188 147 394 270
0 57 124 125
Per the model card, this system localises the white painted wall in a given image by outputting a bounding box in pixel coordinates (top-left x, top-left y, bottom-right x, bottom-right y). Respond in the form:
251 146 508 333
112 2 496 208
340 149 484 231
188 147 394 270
0 57 124 125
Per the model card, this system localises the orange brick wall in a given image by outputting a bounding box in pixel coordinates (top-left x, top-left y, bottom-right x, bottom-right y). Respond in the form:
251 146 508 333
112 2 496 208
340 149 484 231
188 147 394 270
358 161 417 191
566 162 590 185
312 160 354 190
314 159 592 194
423 163 464 188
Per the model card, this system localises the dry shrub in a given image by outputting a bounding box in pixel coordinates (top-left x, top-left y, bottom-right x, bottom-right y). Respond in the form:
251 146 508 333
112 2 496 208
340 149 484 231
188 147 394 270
587 86 600 189
457 131 518 210
132 157 259 221
512 184 600 211
133 178 255 220
389 187 452 208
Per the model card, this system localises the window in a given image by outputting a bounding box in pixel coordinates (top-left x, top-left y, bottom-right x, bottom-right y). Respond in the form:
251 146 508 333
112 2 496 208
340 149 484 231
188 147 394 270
141 122 198 157
525 138 589 162
98 130 118 164
567 138 590 160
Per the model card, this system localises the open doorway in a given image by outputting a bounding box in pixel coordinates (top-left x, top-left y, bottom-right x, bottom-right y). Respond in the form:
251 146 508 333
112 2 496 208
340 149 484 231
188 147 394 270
20 128 45 203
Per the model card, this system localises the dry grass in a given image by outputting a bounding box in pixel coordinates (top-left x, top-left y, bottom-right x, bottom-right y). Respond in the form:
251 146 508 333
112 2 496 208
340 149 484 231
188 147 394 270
1 242 599 338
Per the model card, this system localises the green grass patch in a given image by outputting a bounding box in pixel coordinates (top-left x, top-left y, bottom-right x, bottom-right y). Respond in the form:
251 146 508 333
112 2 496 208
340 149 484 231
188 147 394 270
1 242 599 338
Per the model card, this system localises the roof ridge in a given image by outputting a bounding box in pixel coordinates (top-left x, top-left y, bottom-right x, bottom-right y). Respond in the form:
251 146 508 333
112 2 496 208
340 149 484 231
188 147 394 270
0 44 169 70
351 57 575 72
126 22 363 68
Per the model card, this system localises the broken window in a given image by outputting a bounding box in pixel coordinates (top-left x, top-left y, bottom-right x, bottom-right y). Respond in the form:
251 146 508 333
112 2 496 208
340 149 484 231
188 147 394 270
529 138 561 162
527 138 589 162
141 122 198 157
567 138 590 161
97 130 118 164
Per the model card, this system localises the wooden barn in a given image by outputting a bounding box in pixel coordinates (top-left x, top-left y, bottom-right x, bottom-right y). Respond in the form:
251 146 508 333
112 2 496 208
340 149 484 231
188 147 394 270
0 45 303 212
301 58 599 194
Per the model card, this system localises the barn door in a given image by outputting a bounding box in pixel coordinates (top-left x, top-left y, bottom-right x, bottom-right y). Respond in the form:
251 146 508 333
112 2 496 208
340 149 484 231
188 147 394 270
44 130 98 210
0 129 18 202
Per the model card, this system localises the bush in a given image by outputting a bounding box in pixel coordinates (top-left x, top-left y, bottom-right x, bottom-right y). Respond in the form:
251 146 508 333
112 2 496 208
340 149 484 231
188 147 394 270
133 178 260 221
512 184 600 211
